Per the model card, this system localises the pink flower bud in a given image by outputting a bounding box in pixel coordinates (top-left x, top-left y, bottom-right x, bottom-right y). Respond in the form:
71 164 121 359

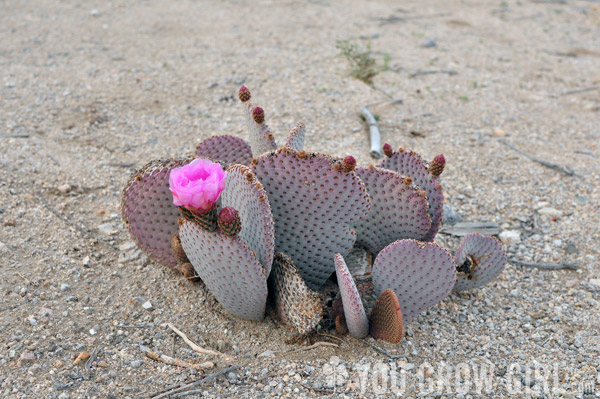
169 158 227 214
252 107 265 124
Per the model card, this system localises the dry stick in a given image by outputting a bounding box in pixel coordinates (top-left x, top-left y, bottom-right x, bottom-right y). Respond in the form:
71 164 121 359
166 323 222 357
510 259 579 271
409 69 458 78
361 339 401 359
150 366 240 399
141 345 214 371
561 85 600 96
85 347 100 376
501 140 580 177
38 192 121 252
360 106 382 159
283 341 339 355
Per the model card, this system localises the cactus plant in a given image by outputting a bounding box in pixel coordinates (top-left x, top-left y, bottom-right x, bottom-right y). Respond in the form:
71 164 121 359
453 233 506 292
121 85 507 342
334 253 369 338
379 147 444 242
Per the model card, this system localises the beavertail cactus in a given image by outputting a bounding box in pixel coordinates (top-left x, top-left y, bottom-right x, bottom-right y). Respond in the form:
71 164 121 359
121 85 507 341
195 135 252 166
270 253 323 334
453 233 506 292
353 165 432 254
379 146 444 241
122 158 194 269
284 122 306 151
179 219 268 321
251 147 371 290
373 239 456 323
335 253 369 338
369 289 404 344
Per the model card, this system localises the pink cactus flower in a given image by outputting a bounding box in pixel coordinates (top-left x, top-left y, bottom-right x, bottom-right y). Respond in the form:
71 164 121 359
169 158 227 214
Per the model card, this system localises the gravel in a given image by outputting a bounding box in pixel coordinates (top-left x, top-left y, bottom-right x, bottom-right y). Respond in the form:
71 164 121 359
1 0 599 398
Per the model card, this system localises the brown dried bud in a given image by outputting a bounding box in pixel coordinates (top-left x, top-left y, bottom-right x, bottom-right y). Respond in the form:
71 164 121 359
342 155 356 173
252 106 265 124
428 154 445 177
335 314 349 335
404 176 413 186
297 150 308 159
238 85 251 102
171 234 189 264
382 143 393 158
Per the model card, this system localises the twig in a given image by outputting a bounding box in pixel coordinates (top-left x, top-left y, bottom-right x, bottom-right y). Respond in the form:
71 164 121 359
409 69 458 78
501 140 579 177
38 192 121 252
150 366 240 399
85 347 99 375
318 333 345 344
440 222 500 237
561 85 600 96
283 341 338 355
361 339 401 359
140 345 215 371
117 323 154 329
360 106 382 159
510 259 579 271
167 323 222 357
106 162 135 168
0 134 30 139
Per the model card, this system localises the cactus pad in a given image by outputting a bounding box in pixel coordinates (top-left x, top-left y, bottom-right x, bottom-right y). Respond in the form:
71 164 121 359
121 158 193 269
220 165 275 274
453 233 506 292
373 240 456 323
335 254 369 338
353 166 432 254
243 102 277 156
195 135 252 166
284 122 305 151
379 149 444 241
251 147 371 289
179 220 267 321
369 289 404 344
270 253 323 334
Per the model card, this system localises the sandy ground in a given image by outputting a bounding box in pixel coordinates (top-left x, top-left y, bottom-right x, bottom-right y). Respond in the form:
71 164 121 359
1 0 600 398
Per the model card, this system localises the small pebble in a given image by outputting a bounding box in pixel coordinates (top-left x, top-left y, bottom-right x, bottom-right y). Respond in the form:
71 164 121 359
57 184 72 194
142 301 153 310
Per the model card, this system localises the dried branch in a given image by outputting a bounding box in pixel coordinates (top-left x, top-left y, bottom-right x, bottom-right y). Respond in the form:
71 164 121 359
361 339 401 359
150 366 240 399
409 69 458 78
283 341 338 355
510 259 579 271
561 85 600 96
360 106 382 159
501 140 579 177
167 323 222 357
140 345 214 371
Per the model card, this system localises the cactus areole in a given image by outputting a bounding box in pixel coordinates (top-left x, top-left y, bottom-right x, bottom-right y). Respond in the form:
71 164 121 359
121 85 507 343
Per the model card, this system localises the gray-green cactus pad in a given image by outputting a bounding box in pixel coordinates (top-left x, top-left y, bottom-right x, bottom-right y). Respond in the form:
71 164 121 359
121 158 193 269
195 135 252 166
335 253 369 338
179 220 268 321
373 239 456 323
251 147 371 289
220 164 275 274
453 233 506 292
354 166 432 254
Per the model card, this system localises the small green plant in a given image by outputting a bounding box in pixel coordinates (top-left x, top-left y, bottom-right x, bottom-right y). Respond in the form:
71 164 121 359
336 39 390 84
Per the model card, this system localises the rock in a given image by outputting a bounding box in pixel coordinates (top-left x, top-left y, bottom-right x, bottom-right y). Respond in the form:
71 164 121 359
130 360 143 369
493 128 507 137
258 350 274 358
0 241 9 254
142 301 153 310
89 329 97 335
73 352 90 365
19 352 35 363
589 279 600 288
60 283 70 291
538 207 562 217
97 223 117 235
82 256 91 267
57 184 72 194
565 241 579 255
442 205 462 226
423 39 437 48
499 230 521 245
26 316 37 326
65 295 78 302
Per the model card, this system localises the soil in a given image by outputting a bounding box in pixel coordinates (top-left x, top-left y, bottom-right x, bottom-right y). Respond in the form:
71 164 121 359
1 0 599 398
